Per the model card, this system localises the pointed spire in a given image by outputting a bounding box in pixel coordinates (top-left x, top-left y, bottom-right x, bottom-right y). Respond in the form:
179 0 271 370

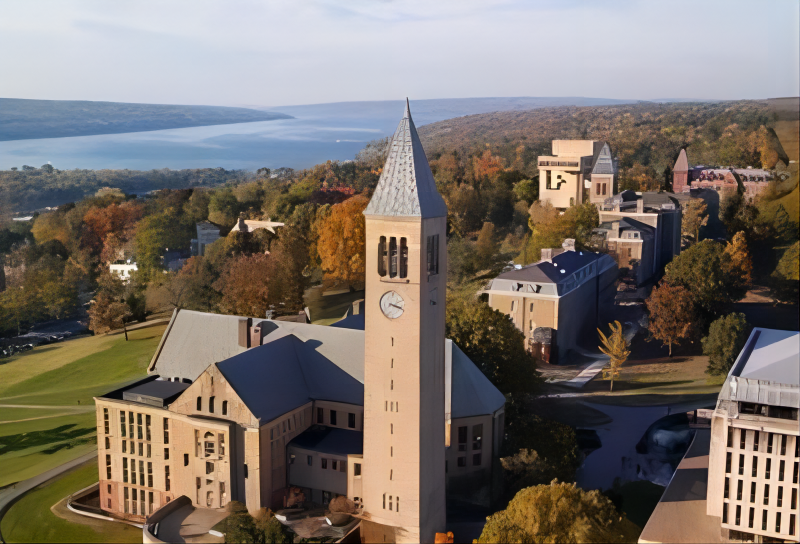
364 100 447 218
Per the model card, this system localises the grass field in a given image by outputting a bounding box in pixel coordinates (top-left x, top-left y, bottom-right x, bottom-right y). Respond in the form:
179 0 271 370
0 460 140 543
0 326 165 487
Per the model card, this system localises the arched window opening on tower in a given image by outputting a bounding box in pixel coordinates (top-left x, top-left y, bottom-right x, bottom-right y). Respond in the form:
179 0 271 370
427 235 439 276
389 237 398 277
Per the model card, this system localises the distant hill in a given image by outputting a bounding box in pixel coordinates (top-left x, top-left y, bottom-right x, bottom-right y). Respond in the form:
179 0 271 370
0 98 293 141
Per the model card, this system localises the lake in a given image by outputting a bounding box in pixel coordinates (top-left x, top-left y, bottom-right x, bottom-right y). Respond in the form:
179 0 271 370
0 97 633 171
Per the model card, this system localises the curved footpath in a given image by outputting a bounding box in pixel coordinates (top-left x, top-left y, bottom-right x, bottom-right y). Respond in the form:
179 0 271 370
0 450 97 544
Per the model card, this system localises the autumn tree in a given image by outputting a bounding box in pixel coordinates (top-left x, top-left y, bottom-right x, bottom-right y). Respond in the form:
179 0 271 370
663 240 736 317
477 481 638 544
703 313 750 376
723 231 752 300
471 148 504 184
522 201 598 264
474 222 499 271
682 198 709 242
645 283 694 356
88 272 132 337
82 200 144 255
598 321 630 392
445 183 484 235
316 195 368 289
445 292 541 394
134 207 193 281
770 241 799 302
214 253 274 317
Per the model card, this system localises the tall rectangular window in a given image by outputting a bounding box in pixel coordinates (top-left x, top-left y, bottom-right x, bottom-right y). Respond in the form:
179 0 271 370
129 412 134 441
472 424 483 450
378 236 387 277
165 466 170 491
740 429 746 449
781 435 787 455
197 397 202 411
768 433 773 454
738 454 744 475
776 512 781 533
777 486 783 507
348 413 356 429
330 410 337 426
399 238 408 278
750 482 756 502
106 454 112 479
753 431 759 452
222 401 228 415
137 413 143 440
766 458 771 479
724 477 730 498
426 235 439 276
763 510 768 531
163 418 169 444
209 396 215 414
389 237 398 278
104 408 110 434
145 415 151 441
123 458 128 483
458 426 467 452
317 408 324 424
764 484 769 505
121 411 126 437
722 503 728 524
727 427 733 447
794 462 799 484
779 460 785 481
165 448 169 460
147 462 153 488
737 480 743 500
752 457 758 477
735 505 741 526
790 514 796 536
794 487 799 509
124 487 129 513
748 507 754 528
726 452 732 473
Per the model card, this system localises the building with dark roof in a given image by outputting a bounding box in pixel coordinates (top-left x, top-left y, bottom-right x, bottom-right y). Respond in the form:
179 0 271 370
672 149 773 199
594 190 682 285
94 103 505 542
483 242 618 362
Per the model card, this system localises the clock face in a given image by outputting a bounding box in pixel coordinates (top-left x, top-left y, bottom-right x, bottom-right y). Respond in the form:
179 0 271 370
380 291 405 319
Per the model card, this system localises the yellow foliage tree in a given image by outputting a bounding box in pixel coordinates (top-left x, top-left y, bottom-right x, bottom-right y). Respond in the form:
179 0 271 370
682 199 708 242
316 195 368 289
598 321 630 392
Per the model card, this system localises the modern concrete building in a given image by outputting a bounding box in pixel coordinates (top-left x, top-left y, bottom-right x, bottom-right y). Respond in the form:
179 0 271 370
191 221 221 256
94 103 504 543
109 261 138 282
229 218 285 235
538 140 617 209
640 328 799 543
593 191 682 285
483 241 618 362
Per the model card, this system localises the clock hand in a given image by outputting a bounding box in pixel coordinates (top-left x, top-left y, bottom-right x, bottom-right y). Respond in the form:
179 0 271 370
390 303 402 310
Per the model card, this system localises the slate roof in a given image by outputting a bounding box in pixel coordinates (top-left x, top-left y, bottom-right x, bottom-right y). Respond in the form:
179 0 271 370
216 335 364 422
493 250 612 285
149 310 252 381
449 341 506 419
363 100 447 218
288 427 364 456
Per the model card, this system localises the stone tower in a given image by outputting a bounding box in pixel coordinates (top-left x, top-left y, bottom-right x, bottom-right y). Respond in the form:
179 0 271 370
360 100 447 543
673 148 690 193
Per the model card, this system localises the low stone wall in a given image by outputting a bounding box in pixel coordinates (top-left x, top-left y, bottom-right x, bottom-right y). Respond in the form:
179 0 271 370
143 495 192 544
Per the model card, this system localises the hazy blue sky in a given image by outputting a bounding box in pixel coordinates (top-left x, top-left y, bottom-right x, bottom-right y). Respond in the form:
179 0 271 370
1 0 797 107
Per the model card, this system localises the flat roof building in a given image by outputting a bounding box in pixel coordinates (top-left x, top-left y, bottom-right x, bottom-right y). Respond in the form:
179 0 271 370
640 328 799 543
538 140 617 209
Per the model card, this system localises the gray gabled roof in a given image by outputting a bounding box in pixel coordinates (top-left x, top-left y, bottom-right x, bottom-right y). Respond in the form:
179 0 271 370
363 100 447 218
150 310 251 381
449 341 506 419
591 142 615 175
216 334 364 422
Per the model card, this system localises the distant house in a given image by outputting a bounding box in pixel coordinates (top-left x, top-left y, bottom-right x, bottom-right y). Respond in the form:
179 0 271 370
593 191 682 285
483 241 618 362
191 221 221 256
229 218 285 235
110 260 138 282
538 140 618 209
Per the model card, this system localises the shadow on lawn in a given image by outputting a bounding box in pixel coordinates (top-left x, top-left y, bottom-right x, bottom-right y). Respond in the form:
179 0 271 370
0 424 95 455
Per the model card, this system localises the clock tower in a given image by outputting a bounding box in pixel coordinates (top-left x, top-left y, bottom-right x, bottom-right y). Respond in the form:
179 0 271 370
361 100 447 543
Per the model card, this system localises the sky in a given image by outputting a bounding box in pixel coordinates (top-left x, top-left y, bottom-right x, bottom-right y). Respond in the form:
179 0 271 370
1 0 798 107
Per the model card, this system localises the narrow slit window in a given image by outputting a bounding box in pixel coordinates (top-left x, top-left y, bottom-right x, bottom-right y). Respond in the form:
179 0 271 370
389 237 398 278
197 396 202 411
399 238 408 278
209 396 215 414
222 401 228 415
378 236 387 277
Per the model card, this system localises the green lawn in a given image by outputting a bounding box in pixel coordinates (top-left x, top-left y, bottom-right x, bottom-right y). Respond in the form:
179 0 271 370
0 326 165 487
1 460 140 543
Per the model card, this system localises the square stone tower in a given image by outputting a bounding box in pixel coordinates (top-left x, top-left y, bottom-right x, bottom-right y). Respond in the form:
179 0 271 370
360 100 447 543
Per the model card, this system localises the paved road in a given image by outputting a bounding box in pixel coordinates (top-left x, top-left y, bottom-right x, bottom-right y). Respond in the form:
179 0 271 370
0 450 97 544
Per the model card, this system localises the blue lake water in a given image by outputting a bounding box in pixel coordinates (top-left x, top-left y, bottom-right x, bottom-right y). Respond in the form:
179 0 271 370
0 97 632 171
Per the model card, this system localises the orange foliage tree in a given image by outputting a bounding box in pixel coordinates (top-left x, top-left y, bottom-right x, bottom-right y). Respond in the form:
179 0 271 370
645 283 695 356
83 201 144 254
316 195 368 289
471 149 504 184
214 253 274 317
